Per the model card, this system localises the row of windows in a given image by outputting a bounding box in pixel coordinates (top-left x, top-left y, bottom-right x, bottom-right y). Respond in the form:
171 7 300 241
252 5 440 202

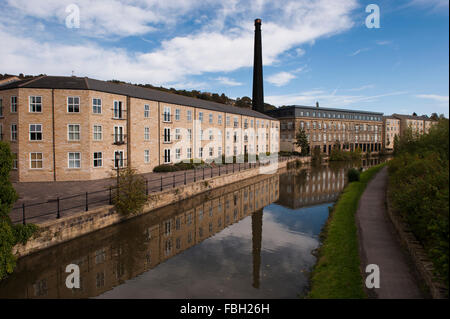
0 96 274 126
296 109 382 121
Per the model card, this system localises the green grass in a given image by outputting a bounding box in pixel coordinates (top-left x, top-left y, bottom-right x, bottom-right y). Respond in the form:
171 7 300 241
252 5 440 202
307 163 386 299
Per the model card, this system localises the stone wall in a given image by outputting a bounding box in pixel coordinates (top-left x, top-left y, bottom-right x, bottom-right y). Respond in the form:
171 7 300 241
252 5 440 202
385 184 448 299
13 158 299 258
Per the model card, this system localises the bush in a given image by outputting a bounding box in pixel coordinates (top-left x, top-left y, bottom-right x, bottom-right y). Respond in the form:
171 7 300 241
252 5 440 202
113 167 148 216
347 168 360 182
388 119 449 288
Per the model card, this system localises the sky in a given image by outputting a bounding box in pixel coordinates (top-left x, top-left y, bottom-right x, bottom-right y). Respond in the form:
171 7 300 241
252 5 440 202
0 0 448 117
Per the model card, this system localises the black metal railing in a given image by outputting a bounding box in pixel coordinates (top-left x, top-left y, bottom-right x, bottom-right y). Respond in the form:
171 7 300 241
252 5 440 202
9 156 296 225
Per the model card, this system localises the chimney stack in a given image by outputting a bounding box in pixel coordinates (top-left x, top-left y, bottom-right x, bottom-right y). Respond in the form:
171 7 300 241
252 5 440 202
316 101 319 108
252 19 264 113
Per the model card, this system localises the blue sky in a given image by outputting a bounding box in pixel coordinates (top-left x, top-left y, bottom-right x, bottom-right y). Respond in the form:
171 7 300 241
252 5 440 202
0 0 448 116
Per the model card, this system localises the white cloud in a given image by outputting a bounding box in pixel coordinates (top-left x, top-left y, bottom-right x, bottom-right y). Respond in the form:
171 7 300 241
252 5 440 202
267 72 296 87
0 0 358 86
376 40 392 46
408 0 449 10
215 77 243 86
415 94 449 108
346 84 375 91
349 48 369 56
266 90 407 107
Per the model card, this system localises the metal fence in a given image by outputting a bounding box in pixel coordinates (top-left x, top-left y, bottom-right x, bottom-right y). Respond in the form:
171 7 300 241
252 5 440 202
10 156 297 225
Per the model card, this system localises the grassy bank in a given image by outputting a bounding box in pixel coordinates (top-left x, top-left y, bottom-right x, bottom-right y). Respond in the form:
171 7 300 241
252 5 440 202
307 163 386 299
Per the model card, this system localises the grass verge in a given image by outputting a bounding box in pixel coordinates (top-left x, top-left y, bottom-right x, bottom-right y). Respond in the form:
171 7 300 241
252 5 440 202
307 163 386 299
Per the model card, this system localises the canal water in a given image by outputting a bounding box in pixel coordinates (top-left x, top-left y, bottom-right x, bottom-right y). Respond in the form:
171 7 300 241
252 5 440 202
0 158 384 299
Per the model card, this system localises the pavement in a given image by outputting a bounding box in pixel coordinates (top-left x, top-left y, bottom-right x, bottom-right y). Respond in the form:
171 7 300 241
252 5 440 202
356 166 424 299
10 158 290 225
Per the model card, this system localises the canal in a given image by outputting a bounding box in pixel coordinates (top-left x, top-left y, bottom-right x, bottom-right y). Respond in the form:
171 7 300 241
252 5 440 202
0 158 384 299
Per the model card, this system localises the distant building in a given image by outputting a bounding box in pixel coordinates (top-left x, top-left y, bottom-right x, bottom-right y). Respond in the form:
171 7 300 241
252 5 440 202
267 105 384 154
383 116 401 150
0 75 279 182
392 113 437 136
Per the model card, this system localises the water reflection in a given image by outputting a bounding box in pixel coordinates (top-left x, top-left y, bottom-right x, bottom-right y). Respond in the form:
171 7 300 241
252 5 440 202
0 159 386 299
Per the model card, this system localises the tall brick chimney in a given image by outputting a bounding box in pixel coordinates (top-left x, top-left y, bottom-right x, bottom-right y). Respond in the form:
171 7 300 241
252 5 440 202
252 19 264 113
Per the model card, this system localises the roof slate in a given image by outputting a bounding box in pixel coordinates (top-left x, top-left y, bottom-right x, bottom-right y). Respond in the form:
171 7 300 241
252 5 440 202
0 75 275 120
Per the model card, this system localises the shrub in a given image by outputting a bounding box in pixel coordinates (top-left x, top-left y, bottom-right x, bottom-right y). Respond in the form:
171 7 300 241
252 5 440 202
388 119 449 288
113 167 148 216
347 168 360 182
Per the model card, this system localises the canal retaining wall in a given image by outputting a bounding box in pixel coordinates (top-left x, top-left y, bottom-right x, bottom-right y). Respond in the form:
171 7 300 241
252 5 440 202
13 158 306 258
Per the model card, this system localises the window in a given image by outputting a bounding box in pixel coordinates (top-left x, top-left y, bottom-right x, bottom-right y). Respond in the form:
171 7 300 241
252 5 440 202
29 124 42 141
209 113 213 124
163 107 171 122
93 125 102 141
175 148 181 160
114 101 123 119
218 115 223 124
175 108 180 121
187 148 192 159
218 147 222 157
67 97 80 113
30 152 43 169
11 124 17 141
92 98 102 114
144 150 150 163
144 104 150 118
164 149 171 163
29 96 42 113
68 152 81 168
226 116 230 126
0 98 3 117
209 147 213 157
175 128 181 140
93 152 102 167
187 110 192 121
164 128 171 143
114 126 124 144
114 151 124 168
199 147 203 158
209 129 213 140
187 129 192 141
144 127 150 140
12 153 18 170
68 124 80 141
234 117 239 128
11 96 17 113
199 112 203 122
0 124 3 141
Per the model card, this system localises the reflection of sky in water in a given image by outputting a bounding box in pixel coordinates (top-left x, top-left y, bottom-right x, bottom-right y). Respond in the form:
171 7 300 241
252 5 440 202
98 202 332 299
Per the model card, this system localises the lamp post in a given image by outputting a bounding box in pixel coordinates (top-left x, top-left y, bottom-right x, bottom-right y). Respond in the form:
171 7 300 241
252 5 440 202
115 152 121 190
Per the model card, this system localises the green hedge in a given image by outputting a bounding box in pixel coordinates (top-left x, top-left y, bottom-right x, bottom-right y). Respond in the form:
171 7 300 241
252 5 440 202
388 119 449 288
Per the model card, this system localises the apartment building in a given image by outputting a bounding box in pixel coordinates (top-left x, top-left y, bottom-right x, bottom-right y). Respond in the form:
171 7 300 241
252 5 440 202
267 105 383 154
383 116 401 150
0 76 279 182
392 113 437 136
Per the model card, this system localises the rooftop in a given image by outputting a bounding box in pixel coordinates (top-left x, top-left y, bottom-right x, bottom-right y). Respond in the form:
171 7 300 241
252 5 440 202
0 75 276 121
270 104 383 115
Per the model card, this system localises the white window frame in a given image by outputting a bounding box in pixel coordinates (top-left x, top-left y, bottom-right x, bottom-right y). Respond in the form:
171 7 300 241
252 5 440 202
29 96 42 113
163 106 171 122
114 126 124 143
144 150 150 163
11 124 17 141
187 147 192 159
113 101 123 119
175 148 181 160
67 124 81 141
164 149 171 163
93 125 102 141
144 104 150 118
164 127 171 143
93 152 103 168
30 152 43 169
175 108 180 121
29 124 42 141
92 98 102 114
68 152 81 169
67 96 80 113
187 110 192 122
11 96 17 113
144 127 150 140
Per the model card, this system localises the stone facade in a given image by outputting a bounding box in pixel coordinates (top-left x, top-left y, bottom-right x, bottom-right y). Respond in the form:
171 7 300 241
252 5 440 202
0 77 279 182
268 105 384 154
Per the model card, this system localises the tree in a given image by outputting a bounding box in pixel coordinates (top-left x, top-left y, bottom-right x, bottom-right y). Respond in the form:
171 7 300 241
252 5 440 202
430 113 439 121
294 127 310 156
412 112 418 116
113 167 148 216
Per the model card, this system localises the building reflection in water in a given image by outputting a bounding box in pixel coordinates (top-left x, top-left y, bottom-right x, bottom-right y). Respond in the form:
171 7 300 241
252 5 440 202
0 174 279 299
278 158 382 210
